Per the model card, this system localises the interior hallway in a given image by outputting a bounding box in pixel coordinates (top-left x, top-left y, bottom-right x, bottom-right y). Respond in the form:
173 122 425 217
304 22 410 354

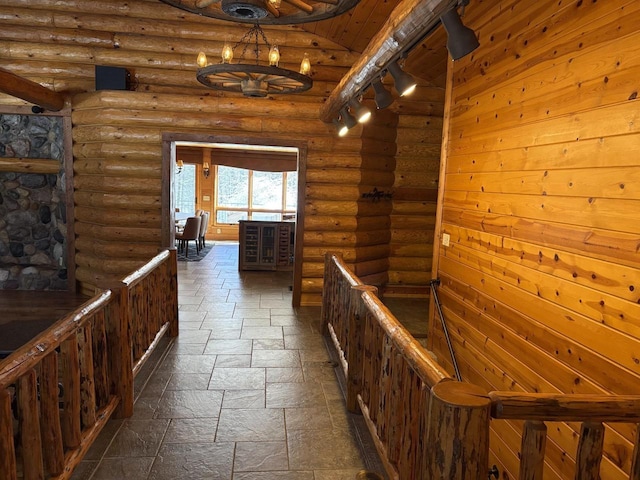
72 243 389 479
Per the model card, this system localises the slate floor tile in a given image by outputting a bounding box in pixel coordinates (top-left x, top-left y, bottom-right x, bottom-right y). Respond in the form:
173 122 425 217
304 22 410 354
234 441 288 472
215 408 285 441
155 390 223 418
148 442 235 480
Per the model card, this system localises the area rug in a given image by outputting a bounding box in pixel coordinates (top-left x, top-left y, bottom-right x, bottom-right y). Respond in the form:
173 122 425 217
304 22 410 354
177 241 213 262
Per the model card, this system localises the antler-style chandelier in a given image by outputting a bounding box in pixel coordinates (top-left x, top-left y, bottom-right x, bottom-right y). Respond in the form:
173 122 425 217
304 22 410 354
160 0 361 25
195 23 312 97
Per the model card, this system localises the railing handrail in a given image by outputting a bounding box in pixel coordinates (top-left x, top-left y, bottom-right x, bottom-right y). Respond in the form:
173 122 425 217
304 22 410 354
120 249 171 287
329 253 365 287
0 290 112 389
489 391 640 422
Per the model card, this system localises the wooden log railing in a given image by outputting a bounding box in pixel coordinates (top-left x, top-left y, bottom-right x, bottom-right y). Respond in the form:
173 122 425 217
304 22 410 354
0 292 117 480
0 248 178 480
489 392 640 480
322 252 640 480
110 248 179 417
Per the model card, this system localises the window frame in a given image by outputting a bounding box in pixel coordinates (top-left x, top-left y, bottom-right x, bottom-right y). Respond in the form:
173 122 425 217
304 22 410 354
213 165 297 225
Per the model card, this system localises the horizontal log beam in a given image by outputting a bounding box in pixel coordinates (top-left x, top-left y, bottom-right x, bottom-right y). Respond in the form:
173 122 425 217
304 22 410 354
489 392 640 422
0 157 60 173
0 67 66 111
318 0 455 123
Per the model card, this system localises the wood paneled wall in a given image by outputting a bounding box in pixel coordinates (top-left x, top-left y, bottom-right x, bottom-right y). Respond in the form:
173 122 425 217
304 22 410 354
432 0 640 478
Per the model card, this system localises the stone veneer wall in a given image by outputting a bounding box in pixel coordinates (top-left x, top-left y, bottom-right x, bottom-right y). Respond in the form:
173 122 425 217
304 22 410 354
0 114 67 290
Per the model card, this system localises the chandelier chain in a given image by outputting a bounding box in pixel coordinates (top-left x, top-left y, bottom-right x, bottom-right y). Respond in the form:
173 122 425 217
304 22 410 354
232 24 273 65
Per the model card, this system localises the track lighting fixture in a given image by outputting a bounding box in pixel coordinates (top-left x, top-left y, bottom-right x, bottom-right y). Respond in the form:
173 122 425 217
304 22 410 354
332 118 349 137
339 106 357 129
333 106 357 137
440 6 479 60
387 60 417 97
371 78 394 110
348 98 372 123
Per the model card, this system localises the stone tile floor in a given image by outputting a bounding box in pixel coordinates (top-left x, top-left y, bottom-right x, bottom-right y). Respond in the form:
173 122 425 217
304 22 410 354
71 243 404 480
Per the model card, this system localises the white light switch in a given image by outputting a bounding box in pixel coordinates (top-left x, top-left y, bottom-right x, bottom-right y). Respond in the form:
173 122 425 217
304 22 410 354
442 233 450 247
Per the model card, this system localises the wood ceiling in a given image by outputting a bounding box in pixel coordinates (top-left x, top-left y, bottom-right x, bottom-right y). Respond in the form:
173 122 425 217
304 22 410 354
300 0 451 87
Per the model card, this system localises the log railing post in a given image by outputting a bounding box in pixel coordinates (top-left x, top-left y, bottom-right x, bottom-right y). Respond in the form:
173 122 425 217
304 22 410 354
18 370 45 479
109 286 134 418
40 353 65 476
519 420 547 480
321 252 337 336
631 426 640 480
426 381 491 480
575 422 605 480
168 248 179 338
346 284 378 413
0 389 17 480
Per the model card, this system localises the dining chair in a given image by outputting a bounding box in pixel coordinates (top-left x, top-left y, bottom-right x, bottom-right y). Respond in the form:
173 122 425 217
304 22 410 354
198 211 210 250
175 216 201 258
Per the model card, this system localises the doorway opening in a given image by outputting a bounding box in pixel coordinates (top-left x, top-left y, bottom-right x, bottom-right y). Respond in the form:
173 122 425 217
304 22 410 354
161 133 307 306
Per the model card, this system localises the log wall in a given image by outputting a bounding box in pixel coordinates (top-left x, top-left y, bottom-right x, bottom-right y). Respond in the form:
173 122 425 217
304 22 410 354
0 0 439 304
387 104 443 295
0 0 445 304
432 0 640 478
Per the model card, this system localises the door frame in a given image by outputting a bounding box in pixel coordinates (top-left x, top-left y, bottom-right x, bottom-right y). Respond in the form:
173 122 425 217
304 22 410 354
161 132 308 307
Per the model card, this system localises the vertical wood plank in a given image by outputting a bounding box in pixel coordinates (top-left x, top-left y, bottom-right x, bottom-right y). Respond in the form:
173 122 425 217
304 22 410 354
360 309 371 409
346 286 371 413
630 425 640 480
91 310 111 409
399 368 420 479
417 385 433 480
39 354 65 476
77 324 97 428
368 317 382 426
519 420 547 480
168 248 179 337
574 422 604 480
17 370 45 480
387 352 404 467
0 388 17 480
376 335 393 445
109 287 134 418
60 336 81 448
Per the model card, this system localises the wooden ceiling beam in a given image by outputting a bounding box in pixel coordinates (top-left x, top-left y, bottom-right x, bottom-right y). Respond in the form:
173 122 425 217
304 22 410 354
0 67 66 112
318 0 456 123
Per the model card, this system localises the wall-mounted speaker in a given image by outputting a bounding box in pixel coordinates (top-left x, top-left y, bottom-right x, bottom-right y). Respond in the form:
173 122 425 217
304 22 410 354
95 65 131 91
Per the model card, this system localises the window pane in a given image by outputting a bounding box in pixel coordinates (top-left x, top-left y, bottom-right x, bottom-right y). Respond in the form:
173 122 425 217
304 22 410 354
252 212 281 221
217 166 248 207
252 171 282 209
175 164 196 213
286 171 297 210
216 210 247 224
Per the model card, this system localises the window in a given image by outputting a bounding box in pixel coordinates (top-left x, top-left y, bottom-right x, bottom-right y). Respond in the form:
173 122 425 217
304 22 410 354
175 163 196 213
215 165 297 224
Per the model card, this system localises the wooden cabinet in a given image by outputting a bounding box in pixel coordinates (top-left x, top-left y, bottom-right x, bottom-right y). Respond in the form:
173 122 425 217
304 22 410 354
239 221 294 271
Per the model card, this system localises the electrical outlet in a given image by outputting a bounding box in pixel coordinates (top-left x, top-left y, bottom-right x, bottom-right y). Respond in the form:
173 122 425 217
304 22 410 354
442 233 450 247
